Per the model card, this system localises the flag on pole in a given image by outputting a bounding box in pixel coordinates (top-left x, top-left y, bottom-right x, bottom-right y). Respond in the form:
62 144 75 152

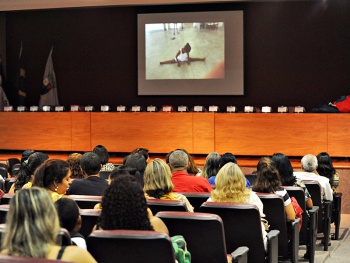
39 47 59 108
0 56 10 111
17 43 26 106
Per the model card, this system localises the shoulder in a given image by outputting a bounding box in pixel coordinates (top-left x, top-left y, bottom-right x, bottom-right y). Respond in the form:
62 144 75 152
150 216 169 235
62 246 97 263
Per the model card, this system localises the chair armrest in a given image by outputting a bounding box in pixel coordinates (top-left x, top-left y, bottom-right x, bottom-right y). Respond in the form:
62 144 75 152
230 246 249 263
287 218 300 263
266 229 279 263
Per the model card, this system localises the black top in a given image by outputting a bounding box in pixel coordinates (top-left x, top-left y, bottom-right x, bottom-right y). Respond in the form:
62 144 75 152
67 176 108 196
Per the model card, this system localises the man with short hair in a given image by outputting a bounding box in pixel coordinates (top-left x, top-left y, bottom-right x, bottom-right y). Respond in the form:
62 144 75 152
67 152 108 196
294 154 333 201
169 150 211 192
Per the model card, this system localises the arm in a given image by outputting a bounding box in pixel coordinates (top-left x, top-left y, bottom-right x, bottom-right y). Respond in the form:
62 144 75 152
306 198 313 209
63 246 97 263
285 202 296 221
175 50 181 67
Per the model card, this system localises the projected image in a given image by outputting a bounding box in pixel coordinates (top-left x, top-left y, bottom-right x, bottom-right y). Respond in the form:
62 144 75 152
145 22 225 80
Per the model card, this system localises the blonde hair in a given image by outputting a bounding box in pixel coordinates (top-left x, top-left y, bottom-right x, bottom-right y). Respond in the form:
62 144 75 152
2 187 60 258
211 162 251 203
143 158 174 198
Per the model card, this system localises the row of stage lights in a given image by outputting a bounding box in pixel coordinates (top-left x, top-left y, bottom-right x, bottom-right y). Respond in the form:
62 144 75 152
3 105 306 113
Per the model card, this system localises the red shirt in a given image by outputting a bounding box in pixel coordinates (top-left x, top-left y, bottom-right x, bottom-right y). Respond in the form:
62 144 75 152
172 170 212 193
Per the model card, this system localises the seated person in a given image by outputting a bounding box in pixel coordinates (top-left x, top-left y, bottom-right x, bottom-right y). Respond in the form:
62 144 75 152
55 197 86 250
92 145 115 171
316 152 340 194
67 153 86 179
0 187 96 263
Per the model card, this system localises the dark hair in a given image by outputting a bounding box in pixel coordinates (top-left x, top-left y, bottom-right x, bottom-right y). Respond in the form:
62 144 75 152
252 157 281 193
109 165 137 181
93 145 109 165
184 43 191 53
271 153 296 186
123 153 147 174
97 175 153 231
131 148 149 161
21 149 35 163
33 159 70 191
14 152 49 192
316 152 336 181
219 152 237 168
80 152 101 176
165 150 173 164
55 198 80 232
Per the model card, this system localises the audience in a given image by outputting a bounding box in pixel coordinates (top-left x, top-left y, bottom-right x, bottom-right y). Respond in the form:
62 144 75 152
144 158 194 212
169 150 211 192
271 153 313 209
33 159 72 202
252 157 296 222
131 147 150 163
67 153 85 179
96 174 169 234
92 145 115 171
294 154 333 201
55 197 86 250
20 149 35 163
316 152 340 193
208 162 267 250
176 148 201 176
0 187 96 262
67 152 108 196
199 152 221 184
123 153 147 187
10 152 49 193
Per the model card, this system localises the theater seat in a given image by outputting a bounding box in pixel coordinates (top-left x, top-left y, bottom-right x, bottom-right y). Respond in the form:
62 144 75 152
79 209 101 239
156 211 249 263
147 199 188 214
177 192 210 212
0 255 74 262
87 229 175 263
68 195 102 209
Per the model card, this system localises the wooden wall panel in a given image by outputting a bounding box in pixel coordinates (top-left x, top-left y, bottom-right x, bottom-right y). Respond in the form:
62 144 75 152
327 114 350 157
71 112 91 151
90 113 193 153
0 112 72 151
192 113 214 154
215 114 328 156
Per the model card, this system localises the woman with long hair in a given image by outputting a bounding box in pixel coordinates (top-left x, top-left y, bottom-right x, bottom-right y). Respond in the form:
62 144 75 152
200 152 221 184
316 152 339 193
144 158 193 212
1 187 96 262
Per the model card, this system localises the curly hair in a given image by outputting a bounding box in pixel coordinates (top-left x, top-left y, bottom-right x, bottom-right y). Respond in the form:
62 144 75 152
97 175 153 231
211 162 251 202
252 157 281 193
67 153 85 179
202 152 221 179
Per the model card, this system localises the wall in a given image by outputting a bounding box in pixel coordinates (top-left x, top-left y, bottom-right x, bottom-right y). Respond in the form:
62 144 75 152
2 1 350 111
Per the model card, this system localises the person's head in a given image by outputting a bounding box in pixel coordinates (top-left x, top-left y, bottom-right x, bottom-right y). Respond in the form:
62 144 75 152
169 150 189 172
252 157 281 193
211 162 250 203
80 152 101 176
55 197 81 233
108 165 138 184
67 153 85 179
123 153 147 185
271 153 295 186
21 149 35 163
316 152 336 180
219 152 237 168
131 148 150 163
2 187 60 258
144 158 174 198
33 159 71 195
202 152 221 179
176 148 199 175
15 152 49 191
92 145 109 165
301 154 318 172
97 175 153 231
183 43 191 53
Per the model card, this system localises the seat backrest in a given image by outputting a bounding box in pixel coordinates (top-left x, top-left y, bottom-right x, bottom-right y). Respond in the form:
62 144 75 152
68 195 102 209
304 180 324 232
256 193 289 260
147 199 188 214
245 174 257 186
79 209 101 239
57 228 72 246
10 163 21 177
0 204 9 224
87 229 175 263
177 192 210 212
0 255 74 263
99 170 111 180
0 167 8 181
6 158 20 177
156 211 228 263
4 179 16 193
200 202 266 263
0 193 14 205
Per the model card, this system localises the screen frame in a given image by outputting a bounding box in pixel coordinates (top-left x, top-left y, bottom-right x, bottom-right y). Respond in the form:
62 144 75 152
137 10 244 96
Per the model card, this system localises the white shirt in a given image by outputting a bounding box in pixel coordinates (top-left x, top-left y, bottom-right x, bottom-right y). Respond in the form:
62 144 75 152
294 171 333 201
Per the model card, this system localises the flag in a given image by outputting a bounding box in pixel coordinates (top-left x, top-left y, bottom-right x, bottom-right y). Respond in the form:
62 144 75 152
0 56 10 111
39 47 59 108
17 43 26 106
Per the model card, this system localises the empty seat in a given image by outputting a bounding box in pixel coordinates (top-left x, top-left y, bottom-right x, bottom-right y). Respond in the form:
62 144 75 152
156 211 249 263
200 202 279 263
87 229 175 263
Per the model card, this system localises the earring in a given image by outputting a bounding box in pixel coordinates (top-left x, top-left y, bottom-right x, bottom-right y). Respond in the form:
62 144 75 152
54 186 58 192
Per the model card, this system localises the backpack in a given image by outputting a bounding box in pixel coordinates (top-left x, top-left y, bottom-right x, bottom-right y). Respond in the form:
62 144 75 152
291 197 303 231
171 235 191 263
